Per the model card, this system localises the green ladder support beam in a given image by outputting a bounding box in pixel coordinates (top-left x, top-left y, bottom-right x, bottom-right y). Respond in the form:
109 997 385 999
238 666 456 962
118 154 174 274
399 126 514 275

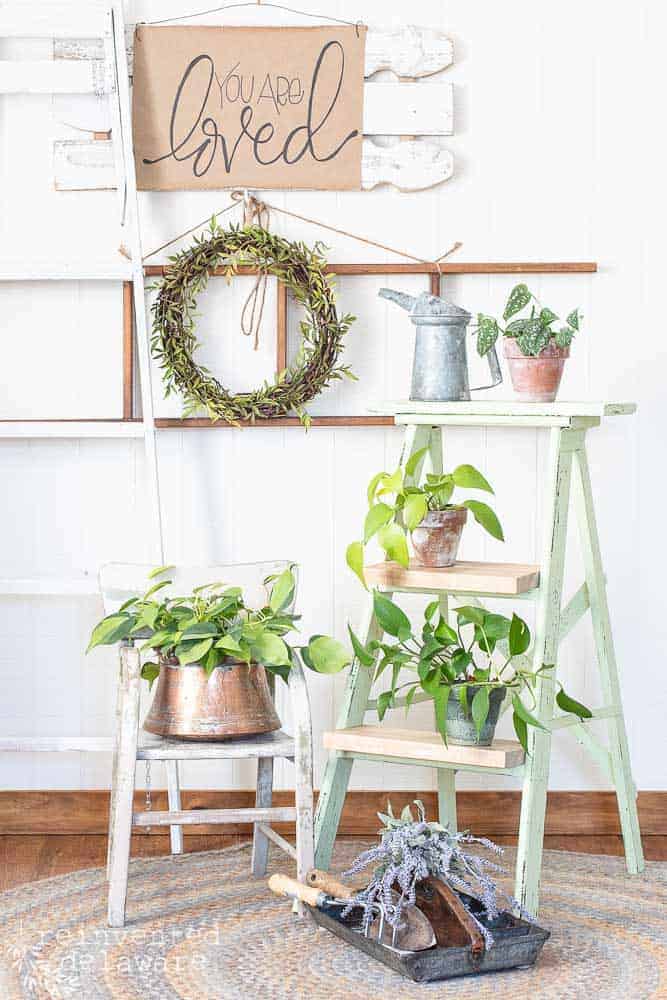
314 404 644 916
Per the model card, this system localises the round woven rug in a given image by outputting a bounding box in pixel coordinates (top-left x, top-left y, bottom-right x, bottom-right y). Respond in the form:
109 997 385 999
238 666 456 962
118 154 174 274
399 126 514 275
0 842 664 999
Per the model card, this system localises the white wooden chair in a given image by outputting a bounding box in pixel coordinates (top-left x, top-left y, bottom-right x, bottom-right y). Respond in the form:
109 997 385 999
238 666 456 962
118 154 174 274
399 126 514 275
101 560 313 928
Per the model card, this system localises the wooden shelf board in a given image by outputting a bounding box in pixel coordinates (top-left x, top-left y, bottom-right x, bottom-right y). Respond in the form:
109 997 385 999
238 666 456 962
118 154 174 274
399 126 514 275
365 559 540 596
324 726 525 770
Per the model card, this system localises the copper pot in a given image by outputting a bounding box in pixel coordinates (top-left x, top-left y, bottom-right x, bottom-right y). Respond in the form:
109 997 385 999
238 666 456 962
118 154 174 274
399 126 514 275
143 658 281 741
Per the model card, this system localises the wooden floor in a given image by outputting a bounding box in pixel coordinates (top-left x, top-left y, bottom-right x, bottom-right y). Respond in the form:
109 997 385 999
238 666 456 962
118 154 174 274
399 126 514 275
1 834 665 893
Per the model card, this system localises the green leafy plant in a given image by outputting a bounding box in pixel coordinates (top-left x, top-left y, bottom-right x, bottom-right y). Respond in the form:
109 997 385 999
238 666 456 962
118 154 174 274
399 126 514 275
349 592 591 750
346 448 503 588
476 283 582 358
87 565 351 687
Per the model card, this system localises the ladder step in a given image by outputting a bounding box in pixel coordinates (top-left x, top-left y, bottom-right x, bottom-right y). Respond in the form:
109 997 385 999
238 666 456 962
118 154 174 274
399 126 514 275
324 726 525 770
365 560 540 596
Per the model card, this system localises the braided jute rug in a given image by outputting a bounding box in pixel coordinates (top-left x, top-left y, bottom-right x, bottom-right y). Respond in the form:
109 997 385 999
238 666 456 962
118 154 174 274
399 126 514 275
0 841 664 1000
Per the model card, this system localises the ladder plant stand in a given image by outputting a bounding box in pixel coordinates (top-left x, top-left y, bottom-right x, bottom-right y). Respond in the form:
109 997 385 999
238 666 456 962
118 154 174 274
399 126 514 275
314 400 644 916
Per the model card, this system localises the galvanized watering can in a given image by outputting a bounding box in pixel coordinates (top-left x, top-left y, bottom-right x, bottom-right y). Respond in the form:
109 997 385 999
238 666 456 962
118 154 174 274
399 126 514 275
379 288 502 402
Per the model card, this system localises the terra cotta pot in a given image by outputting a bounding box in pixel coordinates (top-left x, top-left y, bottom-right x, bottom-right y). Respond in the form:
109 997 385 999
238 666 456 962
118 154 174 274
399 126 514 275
446 685 506 746
411 507 467 567
143 658 281 741
503 337 570 402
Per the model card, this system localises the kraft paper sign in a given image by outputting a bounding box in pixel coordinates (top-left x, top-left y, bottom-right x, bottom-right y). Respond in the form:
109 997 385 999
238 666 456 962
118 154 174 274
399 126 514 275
132 25 367 191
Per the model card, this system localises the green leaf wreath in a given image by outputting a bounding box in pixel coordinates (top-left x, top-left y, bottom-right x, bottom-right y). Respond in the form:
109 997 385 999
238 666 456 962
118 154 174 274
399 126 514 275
151 218 356 427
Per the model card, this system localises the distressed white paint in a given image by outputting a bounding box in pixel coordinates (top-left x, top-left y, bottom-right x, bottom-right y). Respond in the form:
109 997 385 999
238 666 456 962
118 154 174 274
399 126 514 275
55 136 454 192
0 0 663 804
51 22 453 80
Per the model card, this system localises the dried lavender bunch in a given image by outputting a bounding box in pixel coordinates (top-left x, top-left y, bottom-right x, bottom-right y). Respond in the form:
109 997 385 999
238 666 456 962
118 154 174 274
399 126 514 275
343 800 520 947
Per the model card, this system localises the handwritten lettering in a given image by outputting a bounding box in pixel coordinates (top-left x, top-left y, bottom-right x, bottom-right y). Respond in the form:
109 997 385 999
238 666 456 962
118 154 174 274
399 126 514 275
143 40 358 177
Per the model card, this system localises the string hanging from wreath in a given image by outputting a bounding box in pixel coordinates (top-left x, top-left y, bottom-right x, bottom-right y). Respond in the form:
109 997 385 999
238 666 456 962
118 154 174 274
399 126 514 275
150 216 356 427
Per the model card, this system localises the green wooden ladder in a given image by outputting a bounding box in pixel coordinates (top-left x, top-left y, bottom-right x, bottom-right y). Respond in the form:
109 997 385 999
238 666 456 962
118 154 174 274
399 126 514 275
314 401 644 916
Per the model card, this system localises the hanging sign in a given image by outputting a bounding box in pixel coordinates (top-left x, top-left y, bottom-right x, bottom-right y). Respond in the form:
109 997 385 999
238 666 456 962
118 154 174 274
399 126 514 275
132 25 367 191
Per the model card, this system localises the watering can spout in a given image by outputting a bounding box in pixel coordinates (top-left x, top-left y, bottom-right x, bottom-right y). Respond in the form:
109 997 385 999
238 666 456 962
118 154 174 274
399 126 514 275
379 288 417 312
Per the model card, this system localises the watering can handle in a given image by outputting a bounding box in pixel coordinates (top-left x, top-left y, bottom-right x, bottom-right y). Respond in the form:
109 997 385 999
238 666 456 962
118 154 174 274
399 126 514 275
472 341 503 392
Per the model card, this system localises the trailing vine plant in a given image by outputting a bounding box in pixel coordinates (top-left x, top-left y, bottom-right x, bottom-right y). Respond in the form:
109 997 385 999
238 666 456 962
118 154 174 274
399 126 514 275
151 219 356 427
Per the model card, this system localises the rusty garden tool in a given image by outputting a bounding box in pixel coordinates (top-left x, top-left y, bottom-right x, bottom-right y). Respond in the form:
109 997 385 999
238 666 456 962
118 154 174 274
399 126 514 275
268 873 436 955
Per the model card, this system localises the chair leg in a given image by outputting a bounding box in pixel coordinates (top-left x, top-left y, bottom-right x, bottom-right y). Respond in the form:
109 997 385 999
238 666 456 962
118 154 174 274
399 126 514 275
251 757 274 877
108 645 141 928
165 760 184 855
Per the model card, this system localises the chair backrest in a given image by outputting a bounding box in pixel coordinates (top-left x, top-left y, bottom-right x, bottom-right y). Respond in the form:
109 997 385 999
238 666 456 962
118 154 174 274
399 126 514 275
99 560 298 616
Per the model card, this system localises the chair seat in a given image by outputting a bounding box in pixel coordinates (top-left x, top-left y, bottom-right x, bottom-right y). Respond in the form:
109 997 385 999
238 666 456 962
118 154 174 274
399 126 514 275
323 726 525 770
136 728 295 761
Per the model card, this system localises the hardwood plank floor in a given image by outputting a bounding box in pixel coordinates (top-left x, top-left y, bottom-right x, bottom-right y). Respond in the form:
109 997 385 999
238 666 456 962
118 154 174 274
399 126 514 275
0 834 664 893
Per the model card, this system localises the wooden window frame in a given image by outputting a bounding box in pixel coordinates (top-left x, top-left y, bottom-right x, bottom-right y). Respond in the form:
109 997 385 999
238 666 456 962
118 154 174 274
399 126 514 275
127 261 597 429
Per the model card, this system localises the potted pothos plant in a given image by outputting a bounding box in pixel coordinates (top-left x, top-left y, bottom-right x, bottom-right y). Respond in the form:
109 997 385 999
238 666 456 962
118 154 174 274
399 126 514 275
476 283 582 402
346 448 503 587
87 565 351 741
349 592 591 750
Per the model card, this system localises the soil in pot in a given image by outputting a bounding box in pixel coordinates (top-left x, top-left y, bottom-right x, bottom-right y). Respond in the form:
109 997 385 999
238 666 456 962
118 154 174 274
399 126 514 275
411 507 467 568
503 337 570 402
447 685 506 746
143 658 281 741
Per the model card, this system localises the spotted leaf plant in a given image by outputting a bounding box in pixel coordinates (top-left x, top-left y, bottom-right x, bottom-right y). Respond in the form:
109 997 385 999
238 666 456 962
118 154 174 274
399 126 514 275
87 565 351 686
346 448 503 589
476 283 582 358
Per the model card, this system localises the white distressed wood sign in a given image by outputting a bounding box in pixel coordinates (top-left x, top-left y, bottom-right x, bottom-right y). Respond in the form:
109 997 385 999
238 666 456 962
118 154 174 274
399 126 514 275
6 12 456 193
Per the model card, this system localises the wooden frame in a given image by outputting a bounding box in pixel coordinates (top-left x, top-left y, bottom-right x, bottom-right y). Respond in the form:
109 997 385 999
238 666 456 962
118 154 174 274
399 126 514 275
133 260 597 429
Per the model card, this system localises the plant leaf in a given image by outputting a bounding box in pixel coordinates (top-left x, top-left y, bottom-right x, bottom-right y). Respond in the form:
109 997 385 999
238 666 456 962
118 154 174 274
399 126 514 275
215 634 244 656
566 308 580 331
176 637 214 665
461 500 504 541
503 283 532 320
556 688 592 719
539 307 558 327
306 635 351 674
348 625 375 667
86 614 134 652
452 464 493 494
508 614 531 656
251 632 291 666
555 325 575 348
346 541 367 590
405 446 429 479
377 523 410 567
455 605 486 626
513 709 528 752
180 622 219 640
512 694 547 732
433 684 450 745
140 661 160 689
148 564 176 579
403 493 428 531
373 592 411 639
364 502 394 543
476 314 500 357
269 567 295 613
471 686 490 736
377 690 394 721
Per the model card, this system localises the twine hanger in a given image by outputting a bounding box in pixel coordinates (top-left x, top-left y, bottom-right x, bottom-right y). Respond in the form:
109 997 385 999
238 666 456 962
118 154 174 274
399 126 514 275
140 189 461 348
141 1 365 34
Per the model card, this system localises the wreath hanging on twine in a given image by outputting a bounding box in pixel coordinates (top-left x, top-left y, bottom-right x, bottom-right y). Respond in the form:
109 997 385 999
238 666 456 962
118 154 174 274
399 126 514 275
151 218 355 427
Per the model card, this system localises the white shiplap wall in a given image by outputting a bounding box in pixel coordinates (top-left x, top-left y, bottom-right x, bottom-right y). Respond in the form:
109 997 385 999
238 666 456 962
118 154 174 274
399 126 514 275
1 0 665 797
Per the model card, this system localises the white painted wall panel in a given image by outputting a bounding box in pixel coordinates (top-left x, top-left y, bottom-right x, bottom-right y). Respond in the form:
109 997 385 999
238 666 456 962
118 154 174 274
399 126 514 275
0 0 664 799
